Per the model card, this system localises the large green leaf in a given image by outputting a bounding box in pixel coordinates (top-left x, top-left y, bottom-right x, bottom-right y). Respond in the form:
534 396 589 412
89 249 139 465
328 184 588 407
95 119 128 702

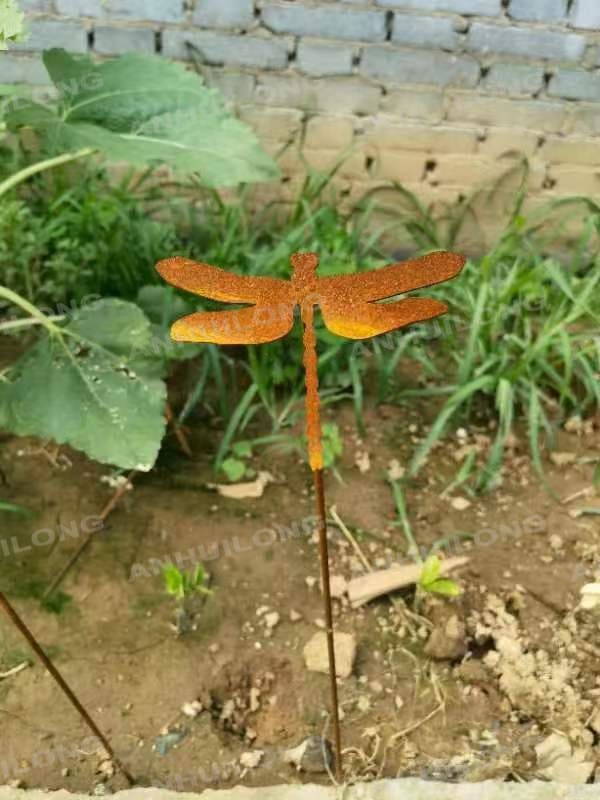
0 299 167 470
0 0 27 50
135 285 201 363
6 49 278 187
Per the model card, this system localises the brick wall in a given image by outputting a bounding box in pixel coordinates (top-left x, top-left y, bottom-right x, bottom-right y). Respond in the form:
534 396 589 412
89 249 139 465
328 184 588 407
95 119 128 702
4 0 600 226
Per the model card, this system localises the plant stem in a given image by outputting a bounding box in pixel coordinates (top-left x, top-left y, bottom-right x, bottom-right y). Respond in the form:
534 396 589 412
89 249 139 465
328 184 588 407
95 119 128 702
389 477 421 563
0 315 65 333
0 148 95 199
0 287 64 337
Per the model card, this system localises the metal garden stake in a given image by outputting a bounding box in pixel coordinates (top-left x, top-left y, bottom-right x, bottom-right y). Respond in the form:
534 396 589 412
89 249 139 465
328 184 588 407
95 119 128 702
156 249 465 780
0 591 134 785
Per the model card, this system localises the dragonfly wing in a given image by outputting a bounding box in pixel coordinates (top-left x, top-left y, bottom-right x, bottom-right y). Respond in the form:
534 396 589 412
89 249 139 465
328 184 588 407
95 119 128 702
318 252 465 302
156 257 294 304
171 303 295 345
321 296 448 340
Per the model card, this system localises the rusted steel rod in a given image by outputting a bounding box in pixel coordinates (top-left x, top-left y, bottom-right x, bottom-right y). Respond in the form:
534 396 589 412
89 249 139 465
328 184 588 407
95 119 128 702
0 591 134 786
313 468 343 781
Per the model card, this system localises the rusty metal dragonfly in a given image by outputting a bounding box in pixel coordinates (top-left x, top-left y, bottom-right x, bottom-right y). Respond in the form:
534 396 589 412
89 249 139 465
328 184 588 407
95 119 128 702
157 249 465 780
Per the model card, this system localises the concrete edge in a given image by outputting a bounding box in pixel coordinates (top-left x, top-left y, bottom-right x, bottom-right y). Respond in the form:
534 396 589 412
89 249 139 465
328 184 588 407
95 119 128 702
2 779 600 799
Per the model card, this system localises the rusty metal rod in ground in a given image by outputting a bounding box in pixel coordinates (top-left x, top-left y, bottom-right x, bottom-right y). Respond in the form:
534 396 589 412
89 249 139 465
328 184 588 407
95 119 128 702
0 591 134 785
313 467 343 782
42 470 136 600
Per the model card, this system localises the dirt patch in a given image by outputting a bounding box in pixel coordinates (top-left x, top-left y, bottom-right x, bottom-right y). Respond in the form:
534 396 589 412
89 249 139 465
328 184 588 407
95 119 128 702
0 399 598 792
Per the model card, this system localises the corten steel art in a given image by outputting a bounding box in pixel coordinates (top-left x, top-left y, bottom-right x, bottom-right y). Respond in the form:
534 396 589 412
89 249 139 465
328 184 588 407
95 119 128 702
156 249 465 781
0 591 135 784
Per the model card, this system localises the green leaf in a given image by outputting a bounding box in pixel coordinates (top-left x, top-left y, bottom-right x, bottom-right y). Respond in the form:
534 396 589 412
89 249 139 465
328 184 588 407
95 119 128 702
163 564 184 599
135 285 201 364
232 440 253 458
419 555 441 587
6 49 279 186
321 423 343 469
426 578 461 597
0 0 27 50
221 457 246 482
191 563 211 596
0 299 166 470
0 500 31 515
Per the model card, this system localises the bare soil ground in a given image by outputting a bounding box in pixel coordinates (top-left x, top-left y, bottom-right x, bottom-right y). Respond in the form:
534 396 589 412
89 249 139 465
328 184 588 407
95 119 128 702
0 392 599 793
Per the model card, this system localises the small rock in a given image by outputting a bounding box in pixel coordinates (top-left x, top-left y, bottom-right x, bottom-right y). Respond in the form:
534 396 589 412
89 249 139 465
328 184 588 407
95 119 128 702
305 576 317 589
355 451 371 474
451 496 471 511
97 759 115 780
283 736 333 773
303 631 357 678
289 609 302 622
549 534 563 551
181 700 203 718
264 611 280 629
387 459 405 480
240 750 263 769
578 583 600 613
564 416 582 434
456 660 489 686
424 615 467 661
250 687 261 713
323 574 347 599
395 695 404 710
550 451 576 467
535 732 594 783
357 695 370 712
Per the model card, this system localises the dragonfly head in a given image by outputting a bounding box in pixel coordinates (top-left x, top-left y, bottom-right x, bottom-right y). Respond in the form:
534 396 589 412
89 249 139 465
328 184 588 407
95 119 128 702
290 252 319 291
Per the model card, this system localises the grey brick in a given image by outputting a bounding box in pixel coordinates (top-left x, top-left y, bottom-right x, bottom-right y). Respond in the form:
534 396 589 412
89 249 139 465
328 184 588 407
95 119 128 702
254 74 315 108
313 77 381 114
254 74 380 114
548 68 600 102
261 3 386 42
376 0 501 16
361 45 479 87
484 62 545 94
205 70 256 106
10 19 88 52
570 0 600 30
18 0 52 10
296 40 354 76
104 0 183 23
468 22 586 62
391 13 461 49
193 0 254 29
0 55 51 84
56 0 103 15
163 30 289 69
381 86 444 120
508 0 567 23
93 26 155 55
